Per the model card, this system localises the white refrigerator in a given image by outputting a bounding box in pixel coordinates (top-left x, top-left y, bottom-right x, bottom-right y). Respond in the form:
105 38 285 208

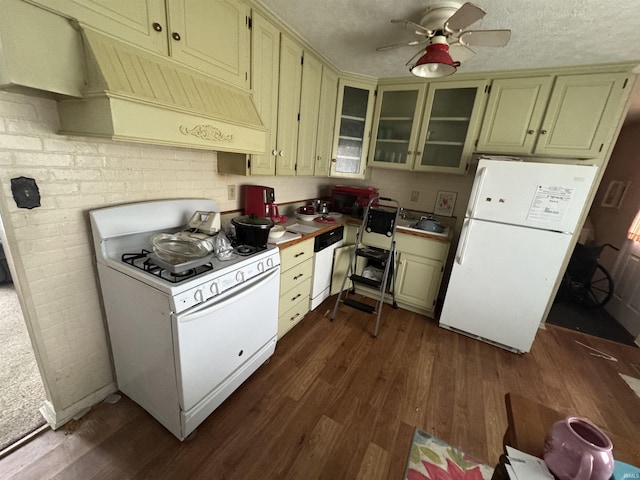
439 158 598 353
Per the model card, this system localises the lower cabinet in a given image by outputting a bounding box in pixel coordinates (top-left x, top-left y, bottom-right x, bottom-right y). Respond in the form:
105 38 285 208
278 238 314 338
331 226 449 316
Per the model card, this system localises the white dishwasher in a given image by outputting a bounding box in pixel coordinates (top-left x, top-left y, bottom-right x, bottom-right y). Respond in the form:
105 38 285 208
310 226 344 310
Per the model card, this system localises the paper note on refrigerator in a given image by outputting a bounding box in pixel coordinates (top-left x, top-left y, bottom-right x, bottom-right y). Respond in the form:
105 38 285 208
527 185 574 225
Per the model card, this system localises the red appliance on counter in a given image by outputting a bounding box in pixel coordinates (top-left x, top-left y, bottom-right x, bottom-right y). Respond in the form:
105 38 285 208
244 185 277 218
331 185 379 217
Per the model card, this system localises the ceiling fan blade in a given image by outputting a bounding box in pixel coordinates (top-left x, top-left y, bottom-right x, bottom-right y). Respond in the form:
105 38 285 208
391 18 433 36
458 29 511 47
377 39 427 52
445 2 486 33
448 43 476 64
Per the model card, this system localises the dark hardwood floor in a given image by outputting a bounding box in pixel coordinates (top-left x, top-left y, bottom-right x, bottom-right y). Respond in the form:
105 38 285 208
2 295 640 479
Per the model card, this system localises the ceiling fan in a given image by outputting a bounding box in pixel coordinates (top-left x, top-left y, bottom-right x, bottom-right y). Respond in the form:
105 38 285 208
377 1 511 78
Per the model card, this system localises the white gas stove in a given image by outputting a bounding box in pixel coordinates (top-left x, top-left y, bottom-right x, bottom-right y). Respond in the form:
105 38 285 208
90 198 281 440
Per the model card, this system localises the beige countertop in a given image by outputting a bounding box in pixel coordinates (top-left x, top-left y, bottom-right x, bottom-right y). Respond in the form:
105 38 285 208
272 214 452 249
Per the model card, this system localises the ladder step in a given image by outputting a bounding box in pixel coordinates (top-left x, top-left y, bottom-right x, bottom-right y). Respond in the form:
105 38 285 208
350 274 382 289
343 298 376 314
356 247 389 261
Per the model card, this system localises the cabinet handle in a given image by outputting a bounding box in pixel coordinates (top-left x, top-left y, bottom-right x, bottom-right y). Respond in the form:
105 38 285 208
291 293 302 301
293 273 304 280
416 151 422 156
294 252 305 258
317 155 321 162
289 313 300 322
152 22 162 32
278 151 284 156
172 32 181 41
527 129 534 134
407 150 413 155
272 149 278 156
331 158 336 163
540 129 547 135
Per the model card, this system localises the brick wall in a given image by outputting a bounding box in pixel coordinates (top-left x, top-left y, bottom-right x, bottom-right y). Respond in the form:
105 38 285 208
0 90 330 422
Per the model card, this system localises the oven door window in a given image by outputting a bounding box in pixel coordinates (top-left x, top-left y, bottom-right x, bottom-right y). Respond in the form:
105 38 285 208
172 267 279 411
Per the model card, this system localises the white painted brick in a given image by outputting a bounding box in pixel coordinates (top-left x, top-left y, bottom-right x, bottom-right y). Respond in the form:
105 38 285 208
0 151 12 165
42 182 81 196
56 194 106 209
2 167 52 181
75 155 106 168
43 138 99 154
5 118 57 136
14 151 74 167
97 142 142 157
0 133 43 150
79 182 127 194
140 145 178 160
50 168 102 181
0 98 38 120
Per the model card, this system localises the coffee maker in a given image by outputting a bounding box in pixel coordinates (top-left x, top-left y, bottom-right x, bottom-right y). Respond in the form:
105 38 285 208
243 185 277 218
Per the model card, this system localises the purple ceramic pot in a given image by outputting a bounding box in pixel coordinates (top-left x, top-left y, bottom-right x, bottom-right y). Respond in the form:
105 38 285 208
543 416 614 480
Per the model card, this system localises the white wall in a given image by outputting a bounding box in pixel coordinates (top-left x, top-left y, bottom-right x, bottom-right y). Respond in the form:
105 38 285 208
0 89 474 426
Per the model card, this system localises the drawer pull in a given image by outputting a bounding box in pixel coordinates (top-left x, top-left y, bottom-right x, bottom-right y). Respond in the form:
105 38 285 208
293 273 304 280
294 252 306 258
289 313 300 322
291 293 302 301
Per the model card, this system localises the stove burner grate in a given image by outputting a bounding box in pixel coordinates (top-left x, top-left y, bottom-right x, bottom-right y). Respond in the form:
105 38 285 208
122 250 214 283
235 244 257 256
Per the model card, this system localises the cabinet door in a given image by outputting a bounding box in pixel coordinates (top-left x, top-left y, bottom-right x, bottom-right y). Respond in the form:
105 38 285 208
535 73 629 157
395 252 443 311
330 79 376 178
249 11 278 175
314 67 338 177
476 77 553 154
31 0 167 54
415 79 487 174
296 53 323 176
167 0 250 89
275 35 303 176
368 84 426 170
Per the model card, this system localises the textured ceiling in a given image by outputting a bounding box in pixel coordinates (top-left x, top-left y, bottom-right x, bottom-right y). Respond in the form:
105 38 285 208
256 0 640 79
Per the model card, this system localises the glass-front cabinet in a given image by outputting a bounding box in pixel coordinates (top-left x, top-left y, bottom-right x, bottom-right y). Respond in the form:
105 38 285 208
414 79 487 173
330 78 376 178
368 84 426 169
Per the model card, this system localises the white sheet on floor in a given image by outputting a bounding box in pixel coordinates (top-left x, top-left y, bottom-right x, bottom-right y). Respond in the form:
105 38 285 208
619 373 640 399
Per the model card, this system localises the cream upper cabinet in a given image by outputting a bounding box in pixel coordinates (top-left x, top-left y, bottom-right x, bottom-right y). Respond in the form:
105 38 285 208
275 35 303 176
414 79 487 174
330 79 376 178
296 52 323 176
30 0 168 54
368 84 426 170
246 10 279 175
477 73 629 158
33 0 251 89
314 66 338 177
167 0 250 89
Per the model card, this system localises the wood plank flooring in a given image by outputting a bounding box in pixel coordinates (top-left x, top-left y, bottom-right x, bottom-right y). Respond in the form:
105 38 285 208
2 296 639 479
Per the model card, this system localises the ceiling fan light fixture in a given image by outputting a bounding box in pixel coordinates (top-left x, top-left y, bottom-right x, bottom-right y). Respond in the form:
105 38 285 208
410 42 459 78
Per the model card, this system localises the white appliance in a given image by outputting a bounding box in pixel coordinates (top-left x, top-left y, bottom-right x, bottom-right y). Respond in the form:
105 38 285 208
310 226 345 310
439 158 598 353
90 199 280 440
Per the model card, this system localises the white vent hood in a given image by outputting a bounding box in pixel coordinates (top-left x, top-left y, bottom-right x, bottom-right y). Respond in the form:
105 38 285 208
57 27 267 154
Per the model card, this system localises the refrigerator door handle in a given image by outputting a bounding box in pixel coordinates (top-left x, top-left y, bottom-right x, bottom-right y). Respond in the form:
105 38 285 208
456 218 472 265
467 166 487 218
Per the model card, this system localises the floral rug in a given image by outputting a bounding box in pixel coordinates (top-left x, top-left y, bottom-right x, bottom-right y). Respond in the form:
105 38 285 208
404 429 494 480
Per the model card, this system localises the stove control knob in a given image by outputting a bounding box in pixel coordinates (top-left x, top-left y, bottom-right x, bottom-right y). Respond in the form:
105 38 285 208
194 289 204 303
236 271 245 283
257 261 265 272
266 257 274 268
209 282 219 296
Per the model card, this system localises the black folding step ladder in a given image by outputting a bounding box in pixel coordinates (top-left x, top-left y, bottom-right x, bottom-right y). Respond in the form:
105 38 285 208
330 196 400 337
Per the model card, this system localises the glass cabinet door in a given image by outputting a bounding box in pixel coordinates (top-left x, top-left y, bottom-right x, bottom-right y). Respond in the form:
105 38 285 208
415 80 487 174
369 85 426 169
331 79 375 178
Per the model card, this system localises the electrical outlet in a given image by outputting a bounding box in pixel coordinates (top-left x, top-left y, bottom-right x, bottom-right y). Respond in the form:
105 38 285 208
228 185 236 201
411 190 419 202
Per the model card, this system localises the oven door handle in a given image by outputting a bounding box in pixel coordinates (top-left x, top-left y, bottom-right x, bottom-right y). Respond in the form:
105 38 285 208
178 267 280 323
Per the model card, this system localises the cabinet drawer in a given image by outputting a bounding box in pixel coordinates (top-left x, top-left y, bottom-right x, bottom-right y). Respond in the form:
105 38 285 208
280 238 314 271
280 257 313 292
396 233 449 260
279 277 311 313
278 295 310 338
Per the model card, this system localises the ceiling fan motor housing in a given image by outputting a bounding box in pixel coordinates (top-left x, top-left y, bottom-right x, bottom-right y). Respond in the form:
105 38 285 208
420 1 464 32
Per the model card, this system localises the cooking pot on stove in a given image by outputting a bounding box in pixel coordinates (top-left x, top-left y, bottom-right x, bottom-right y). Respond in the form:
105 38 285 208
232 215 274 249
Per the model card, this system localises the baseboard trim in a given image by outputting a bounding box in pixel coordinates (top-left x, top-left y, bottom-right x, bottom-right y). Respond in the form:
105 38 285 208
39 382 118 430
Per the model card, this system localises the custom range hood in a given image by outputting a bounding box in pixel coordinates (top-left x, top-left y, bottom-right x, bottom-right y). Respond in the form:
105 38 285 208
57 27 266 154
